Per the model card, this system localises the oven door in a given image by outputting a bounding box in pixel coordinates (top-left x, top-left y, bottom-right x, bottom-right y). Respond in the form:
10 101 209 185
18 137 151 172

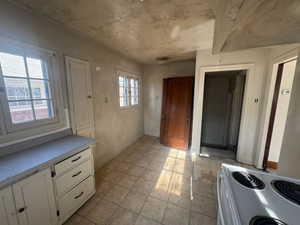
217 170 241 225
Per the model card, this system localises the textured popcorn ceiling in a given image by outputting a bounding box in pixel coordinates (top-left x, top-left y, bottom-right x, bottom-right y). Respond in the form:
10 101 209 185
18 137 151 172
213 0 300 53
13 0 215 64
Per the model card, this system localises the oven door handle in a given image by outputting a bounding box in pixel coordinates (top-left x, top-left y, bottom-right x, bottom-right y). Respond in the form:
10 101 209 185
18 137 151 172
217 171 225 225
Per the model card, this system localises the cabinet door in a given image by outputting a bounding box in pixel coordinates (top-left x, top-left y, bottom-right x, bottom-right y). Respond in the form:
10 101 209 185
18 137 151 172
65 57 95 138
13 169 57 225
0 187 18 225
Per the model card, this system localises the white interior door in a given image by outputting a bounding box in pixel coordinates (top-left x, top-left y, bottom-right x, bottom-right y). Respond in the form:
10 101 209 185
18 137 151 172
268 59 297 163
13 169 57 225
0 187 18 225
65 57 95 138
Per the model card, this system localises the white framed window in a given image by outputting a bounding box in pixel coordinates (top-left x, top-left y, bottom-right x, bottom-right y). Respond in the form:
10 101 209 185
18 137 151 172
0 47 57 133
130 78 139 105
117 71 140 108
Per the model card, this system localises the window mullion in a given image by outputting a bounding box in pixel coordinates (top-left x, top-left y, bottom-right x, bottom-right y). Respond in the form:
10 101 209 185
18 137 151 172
24 56 36 120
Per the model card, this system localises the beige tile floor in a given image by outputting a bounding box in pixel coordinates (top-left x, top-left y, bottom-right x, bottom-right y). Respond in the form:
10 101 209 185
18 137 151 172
65 136 251 225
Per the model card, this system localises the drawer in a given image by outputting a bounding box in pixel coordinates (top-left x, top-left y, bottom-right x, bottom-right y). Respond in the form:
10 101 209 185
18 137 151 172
55 148 92 176
58 176 95 223
55 160 93 196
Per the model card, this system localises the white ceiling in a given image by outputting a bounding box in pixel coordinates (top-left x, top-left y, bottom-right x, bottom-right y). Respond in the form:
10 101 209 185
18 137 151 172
13 0 215 64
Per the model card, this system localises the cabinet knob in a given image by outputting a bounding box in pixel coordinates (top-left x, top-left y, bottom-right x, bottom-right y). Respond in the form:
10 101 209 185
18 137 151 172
18 207 27 213
87 95 92 99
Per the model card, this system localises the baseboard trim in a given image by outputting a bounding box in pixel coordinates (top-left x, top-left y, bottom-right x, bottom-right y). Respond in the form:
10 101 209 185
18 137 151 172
267 161 278 169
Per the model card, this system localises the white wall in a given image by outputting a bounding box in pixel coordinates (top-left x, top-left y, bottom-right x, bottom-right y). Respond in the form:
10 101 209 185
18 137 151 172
143 60 196 137
191 49 269 165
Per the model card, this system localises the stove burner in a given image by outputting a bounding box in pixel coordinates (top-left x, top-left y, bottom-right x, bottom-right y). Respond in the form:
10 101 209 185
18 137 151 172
232 172 265 189
272 180 300 206
250 216 287 225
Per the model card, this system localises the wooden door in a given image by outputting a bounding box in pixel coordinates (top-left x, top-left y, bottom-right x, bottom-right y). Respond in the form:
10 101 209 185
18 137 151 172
66 57 95 138
13 169 57 225
0 187 18 225
160 77 194 150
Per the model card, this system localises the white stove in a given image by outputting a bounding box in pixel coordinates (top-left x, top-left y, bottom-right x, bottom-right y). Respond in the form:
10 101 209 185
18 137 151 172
217 164 300 225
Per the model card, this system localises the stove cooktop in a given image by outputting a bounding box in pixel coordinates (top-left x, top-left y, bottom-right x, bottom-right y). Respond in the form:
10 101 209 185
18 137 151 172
272 180 300 206
250 216 287 225
220 164 300 225
232 171 265 190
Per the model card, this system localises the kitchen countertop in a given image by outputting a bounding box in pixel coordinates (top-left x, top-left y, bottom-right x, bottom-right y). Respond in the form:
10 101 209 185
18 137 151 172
0 135 96 189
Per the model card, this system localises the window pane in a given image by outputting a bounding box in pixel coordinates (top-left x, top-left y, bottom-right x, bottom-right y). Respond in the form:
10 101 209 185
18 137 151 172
4 78 30 100
27 57 46 79
0 52 26 77
9 101 34 124
33 100 53 120
124 77 129 88
30 79 50 99
120 97 128 107
130 78 135 88
131 96 138 105
119 86 124 97
135 79 138 87
131 79 135 97
119 76 124 86
119 75 131 107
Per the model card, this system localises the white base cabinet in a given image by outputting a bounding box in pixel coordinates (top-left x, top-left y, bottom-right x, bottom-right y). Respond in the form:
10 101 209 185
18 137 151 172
0 186 18 225
54 147 96 224
0 146 95 225
13 169 57 225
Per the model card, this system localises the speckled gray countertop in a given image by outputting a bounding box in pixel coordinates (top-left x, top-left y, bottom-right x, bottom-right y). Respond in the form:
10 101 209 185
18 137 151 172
0 135 96 189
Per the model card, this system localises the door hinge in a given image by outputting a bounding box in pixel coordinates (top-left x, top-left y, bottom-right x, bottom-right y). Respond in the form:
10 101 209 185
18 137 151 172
57 210 60 217
51 171 56 177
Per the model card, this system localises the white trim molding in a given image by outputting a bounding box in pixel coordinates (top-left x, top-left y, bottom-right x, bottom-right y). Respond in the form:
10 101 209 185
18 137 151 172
191 63 259 165
254 48 299 168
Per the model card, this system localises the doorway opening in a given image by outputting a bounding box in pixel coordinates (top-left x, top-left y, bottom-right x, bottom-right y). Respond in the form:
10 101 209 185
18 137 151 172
263 59 297 171
200 70 246 159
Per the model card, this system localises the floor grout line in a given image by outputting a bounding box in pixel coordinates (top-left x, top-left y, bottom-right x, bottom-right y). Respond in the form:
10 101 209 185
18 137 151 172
68 136 222 225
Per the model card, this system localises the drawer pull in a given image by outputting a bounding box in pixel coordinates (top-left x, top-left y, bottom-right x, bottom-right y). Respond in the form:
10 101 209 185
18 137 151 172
74 192 84 199
71 156 82 163
72 171 82 177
